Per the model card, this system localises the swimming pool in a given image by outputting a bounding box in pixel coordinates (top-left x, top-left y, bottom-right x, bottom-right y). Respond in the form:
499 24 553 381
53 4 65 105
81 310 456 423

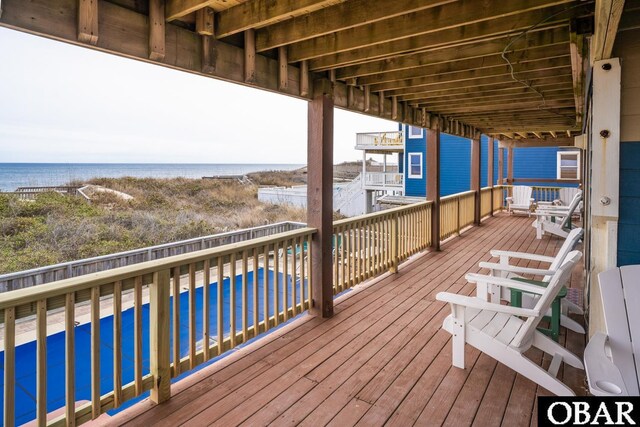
1 268 307 425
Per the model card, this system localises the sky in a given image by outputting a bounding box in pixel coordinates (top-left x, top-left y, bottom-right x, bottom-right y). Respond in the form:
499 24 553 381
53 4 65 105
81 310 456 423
0 27 397 164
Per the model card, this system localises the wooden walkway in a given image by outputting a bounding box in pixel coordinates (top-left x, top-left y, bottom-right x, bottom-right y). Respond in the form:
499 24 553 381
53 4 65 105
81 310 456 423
103 214 586 427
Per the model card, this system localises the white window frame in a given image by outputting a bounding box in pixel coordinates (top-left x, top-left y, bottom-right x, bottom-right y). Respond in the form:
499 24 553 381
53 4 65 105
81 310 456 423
408 126 424 139
556 150 581 180
408 152 423 179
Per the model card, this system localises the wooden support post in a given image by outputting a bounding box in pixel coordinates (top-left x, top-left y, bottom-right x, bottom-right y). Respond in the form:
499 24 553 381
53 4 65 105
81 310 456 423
244 29 256 83
507 146 514 185
391 96 398 120
78 0 99 45
150 269 171 403
427 122 441 251
471 135 481 225
379 90 385 117
201 35 217 74
300 60 309 97
195 7 214 35
278 46 288 91
364 85 370 113
498 147 504 185
149 0 165 61
487 136 495 215
307 79 334 318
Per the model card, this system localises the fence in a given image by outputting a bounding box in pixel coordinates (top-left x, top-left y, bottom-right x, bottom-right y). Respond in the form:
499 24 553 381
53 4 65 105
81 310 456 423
0 222 306 292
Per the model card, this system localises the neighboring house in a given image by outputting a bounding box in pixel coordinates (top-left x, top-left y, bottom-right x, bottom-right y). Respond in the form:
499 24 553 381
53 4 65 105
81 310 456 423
358 124 581 203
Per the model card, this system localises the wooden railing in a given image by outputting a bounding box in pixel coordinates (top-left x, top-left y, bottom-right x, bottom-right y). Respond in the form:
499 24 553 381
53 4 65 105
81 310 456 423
439 190 475 240
332 201 431 293
0 228 315 426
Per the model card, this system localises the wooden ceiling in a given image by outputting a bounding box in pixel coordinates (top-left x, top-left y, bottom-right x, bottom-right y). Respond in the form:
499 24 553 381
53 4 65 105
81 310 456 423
0 0 604 141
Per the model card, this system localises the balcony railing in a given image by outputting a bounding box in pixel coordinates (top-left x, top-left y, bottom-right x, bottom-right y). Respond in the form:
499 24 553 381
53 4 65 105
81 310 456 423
355 131 403 150
363 172 403 189
0 187 508 426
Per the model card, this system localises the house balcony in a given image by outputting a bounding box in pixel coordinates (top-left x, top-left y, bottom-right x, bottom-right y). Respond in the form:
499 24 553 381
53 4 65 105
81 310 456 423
363 171 403 191
355 132 404 154
0 187 586 426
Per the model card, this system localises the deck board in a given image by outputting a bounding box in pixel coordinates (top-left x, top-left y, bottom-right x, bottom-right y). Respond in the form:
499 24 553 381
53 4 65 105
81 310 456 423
104 214 586 427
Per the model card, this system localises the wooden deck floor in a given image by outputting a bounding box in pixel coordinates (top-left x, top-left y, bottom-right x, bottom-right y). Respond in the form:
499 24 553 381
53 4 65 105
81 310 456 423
103 214 587 427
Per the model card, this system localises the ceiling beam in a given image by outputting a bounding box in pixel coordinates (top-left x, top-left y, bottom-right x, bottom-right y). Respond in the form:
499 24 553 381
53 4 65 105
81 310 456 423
499 137 575 147
371 62 571 95
288 0 574 61
398 78 574 101
356 47 570 87
413 87 574 104
166 0 217 21
418 92 575 109
335 27 570 80
592 0 626 62
215 0 348 39
254 0 454 52
433 100 576 115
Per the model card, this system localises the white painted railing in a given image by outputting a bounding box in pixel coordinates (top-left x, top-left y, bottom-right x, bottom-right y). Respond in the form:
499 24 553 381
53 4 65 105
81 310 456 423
363 172 403 189
355 131 403 149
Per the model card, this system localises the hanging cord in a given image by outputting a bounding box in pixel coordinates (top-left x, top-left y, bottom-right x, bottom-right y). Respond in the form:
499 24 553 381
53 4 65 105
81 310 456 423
500 2 593 120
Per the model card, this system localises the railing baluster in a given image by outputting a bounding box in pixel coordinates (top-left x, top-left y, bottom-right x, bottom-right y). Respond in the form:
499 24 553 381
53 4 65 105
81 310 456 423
36 299 47 425
113 280 123 407
263 245 270 330
91 287 100 419
253 248 259 336
188 263 196 369
307 234 313 308
283 240 289 321
273 241 280 325
242 250 249 342
134 276 143 395
172 267 181 376
203 259 211 361
292 238 297 315
230 252 237 347
296 236 303 314
333 226 339 294
4 307 15 427
217 257 224 355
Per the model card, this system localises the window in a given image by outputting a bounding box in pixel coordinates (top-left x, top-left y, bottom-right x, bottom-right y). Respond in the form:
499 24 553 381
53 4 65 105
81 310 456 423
408 126 423 139
408 153 423 178
557 151 580 180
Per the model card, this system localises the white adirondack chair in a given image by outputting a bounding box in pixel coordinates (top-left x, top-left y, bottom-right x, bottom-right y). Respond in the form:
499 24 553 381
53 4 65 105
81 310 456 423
531 191 582 239
478 227 584 334
584 265 640 396
554 188 581 206
437 251 584 396
506 186 535 215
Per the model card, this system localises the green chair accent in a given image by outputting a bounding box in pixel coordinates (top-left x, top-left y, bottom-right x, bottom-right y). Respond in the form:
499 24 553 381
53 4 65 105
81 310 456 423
510 277 567 342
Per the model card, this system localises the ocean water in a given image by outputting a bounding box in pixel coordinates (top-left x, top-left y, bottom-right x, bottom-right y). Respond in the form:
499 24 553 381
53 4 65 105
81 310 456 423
0 163 304 191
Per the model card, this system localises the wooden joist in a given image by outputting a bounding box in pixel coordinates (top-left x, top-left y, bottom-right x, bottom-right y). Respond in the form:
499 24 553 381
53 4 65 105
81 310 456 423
306 3 589 69
255 0 453 52
195 7 214 35
215 0 348 39
592 0 626 62
244 29 256 83
166 0 227 22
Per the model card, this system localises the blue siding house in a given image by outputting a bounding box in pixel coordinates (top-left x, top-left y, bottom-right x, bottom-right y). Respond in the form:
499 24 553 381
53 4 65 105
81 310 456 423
618 142 640 266
400 124 579 199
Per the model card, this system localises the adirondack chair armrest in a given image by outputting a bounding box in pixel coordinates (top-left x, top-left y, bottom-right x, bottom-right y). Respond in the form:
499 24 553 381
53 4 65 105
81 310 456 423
584 332 629 396
532 210 570 218
489 250 555 263
478 262 555 277
505 197 513 202
465 273 547 295
436 292 539 317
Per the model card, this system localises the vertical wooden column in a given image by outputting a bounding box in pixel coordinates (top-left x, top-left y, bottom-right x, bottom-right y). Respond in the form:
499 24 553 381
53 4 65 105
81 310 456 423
150 269 171 403
507 146 514 185
149 0 165 61
471 134 481 225
487 137 495 215
307 79 334 318
427 120 441 251
498 146 504 185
